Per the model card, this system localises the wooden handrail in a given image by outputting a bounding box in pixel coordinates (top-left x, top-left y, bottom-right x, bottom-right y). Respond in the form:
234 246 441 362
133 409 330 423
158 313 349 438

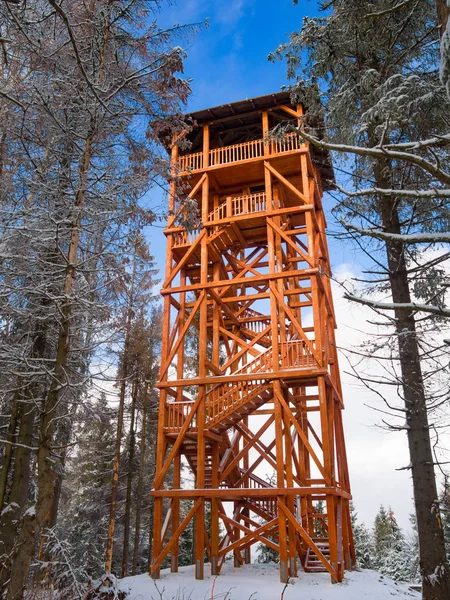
164 341 316 431
207 191 266 223
178 133 301 173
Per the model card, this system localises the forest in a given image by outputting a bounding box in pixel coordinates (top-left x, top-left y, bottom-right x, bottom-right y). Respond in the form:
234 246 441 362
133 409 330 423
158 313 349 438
1 1 450 600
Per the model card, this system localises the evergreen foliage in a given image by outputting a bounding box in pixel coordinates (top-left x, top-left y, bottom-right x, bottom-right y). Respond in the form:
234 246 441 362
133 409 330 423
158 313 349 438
59 395 116 579
350 503 373 570
272 2 450 596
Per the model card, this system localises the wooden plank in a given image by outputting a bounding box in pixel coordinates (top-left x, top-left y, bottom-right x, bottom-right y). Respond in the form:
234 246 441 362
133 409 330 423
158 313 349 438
271 285 321 363
279 104 302 119
268 218 314 268
159 291 205 379
161 267 319 296
150 499 202 575
274 387 330 485
219 515 279 555
150 487 351 498
156 367 329 388
220 415 275 482
265 161 309 205
162 229 206 289
153 391 204 490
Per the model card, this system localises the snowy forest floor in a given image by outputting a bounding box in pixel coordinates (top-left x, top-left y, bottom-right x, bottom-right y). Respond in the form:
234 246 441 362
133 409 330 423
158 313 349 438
119 563 420 600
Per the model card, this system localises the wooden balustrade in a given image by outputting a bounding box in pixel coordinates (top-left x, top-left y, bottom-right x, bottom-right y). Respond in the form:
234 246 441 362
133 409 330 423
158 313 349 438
270 133 301 154
172 227 202 247
178 151 203 172
205 378 267 423
240 307 271 334
165 401 197 432
178 133 301 173
210 138 264 166
164 341 316 432
280 340 316 369
207 191 266 223
235 347 273 375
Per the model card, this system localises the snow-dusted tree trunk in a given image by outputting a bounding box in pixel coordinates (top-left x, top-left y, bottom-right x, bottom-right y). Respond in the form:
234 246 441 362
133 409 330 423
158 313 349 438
273 1 450 597
375 163 449 598
0 0 193 595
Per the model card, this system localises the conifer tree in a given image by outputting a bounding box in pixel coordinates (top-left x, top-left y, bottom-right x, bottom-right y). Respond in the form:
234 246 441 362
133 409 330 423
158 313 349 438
273 2 450 596
350 503 373 569
372 506 411 582
58 394 116 580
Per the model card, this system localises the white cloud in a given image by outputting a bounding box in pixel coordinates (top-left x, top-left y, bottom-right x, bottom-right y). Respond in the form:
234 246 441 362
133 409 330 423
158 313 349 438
331 260 450 532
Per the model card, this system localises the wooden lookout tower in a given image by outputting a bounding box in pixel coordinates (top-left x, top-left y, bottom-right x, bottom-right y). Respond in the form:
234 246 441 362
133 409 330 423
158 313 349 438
151 92 355 583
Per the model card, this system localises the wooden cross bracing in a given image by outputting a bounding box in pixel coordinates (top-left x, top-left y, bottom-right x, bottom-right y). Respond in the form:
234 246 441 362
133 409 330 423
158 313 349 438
151 95 355 583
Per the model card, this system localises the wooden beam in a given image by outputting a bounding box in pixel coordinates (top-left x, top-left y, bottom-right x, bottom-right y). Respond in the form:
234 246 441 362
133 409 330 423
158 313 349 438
278 499 339 581
264 162 309 205
150 487 351 499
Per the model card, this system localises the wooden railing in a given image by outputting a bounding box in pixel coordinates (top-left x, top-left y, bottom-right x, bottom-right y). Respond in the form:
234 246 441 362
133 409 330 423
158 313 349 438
205 378 269 424
235 346 273 375
172 227 202 247
270 133 301 154
240 308 271 335
208 191 266 223
280 340 316 370
178 151 203 172
178 133 301 173
165 401 197 433
164 341 316 432
210 138 264 166
171 191 267 247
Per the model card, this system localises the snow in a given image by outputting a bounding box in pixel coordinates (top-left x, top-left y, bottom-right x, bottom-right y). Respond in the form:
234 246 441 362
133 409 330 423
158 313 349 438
24 505 36 517
119 563 420 600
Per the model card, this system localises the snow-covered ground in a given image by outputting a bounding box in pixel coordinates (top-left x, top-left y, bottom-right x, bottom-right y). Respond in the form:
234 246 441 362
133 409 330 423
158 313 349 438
120 563 420 600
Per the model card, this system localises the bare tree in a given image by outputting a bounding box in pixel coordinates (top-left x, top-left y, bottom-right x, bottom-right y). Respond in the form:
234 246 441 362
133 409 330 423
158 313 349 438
0 1 196 597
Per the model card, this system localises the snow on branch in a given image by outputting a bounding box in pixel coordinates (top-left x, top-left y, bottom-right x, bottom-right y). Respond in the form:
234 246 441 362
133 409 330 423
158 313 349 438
292 127 450 186
342 221 450 244
332 181 450 199
365 0 415 19
344 293 450 318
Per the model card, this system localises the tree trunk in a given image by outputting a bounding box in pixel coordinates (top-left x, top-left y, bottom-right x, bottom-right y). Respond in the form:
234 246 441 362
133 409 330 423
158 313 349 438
146 393 159 571
122 380 138 577
0 390 20 511
435 0 450 37
6 135 93 600
0 400 35 593
132 383 148 575
105 264 138 574
374 158 450 599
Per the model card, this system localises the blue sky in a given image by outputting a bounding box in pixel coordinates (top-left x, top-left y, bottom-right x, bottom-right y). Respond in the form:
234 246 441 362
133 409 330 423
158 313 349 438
158 0 319 112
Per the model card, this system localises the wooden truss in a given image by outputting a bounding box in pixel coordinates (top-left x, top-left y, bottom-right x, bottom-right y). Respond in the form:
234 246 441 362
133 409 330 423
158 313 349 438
151 98 355 583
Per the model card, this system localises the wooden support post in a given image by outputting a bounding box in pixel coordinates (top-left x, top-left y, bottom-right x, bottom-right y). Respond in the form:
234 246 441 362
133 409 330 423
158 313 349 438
211 443 220 575
283 405 297 577
171 453 181 572
274 382 289 583
262 111 270 156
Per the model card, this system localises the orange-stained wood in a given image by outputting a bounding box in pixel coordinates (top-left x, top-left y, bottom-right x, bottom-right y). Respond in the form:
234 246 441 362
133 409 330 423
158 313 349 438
150 94 355 584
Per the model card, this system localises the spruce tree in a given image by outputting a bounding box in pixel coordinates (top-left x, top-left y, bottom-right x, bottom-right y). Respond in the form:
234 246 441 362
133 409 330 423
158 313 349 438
350 503 373 569
273 2 450 596
372 506 411 582
58 394 116 580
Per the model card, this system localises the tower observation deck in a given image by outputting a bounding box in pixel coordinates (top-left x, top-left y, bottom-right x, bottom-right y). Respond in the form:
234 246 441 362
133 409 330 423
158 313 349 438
151 92 355 583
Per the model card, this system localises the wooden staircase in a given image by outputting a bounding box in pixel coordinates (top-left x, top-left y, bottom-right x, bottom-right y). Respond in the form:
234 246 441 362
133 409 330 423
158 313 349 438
304 540 331 572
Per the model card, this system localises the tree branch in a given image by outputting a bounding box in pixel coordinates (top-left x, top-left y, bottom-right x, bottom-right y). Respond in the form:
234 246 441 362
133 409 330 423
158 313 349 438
344 293 450 317
294 127 450 185
342 221 450 244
